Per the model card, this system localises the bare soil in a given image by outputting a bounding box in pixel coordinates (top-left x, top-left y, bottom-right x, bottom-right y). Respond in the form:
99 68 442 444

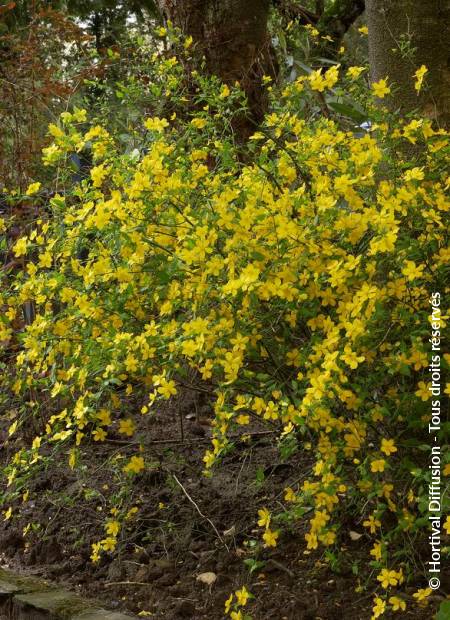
0 390 442 619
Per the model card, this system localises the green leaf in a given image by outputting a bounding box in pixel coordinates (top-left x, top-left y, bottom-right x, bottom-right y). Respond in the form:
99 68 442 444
327 101 367 123
436 600 450 620
243 558 265 575
294 60 313 75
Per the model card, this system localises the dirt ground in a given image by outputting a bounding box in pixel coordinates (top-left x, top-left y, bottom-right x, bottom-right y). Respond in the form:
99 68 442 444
0 390 443 619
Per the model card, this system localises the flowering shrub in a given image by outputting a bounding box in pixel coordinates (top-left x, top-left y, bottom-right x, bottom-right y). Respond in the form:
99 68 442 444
1 31 449 619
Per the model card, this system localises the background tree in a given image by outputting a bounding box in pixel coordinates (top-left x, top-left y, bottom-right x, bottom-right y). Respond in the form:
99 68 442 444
275 0 365 59
366 0 450 127
157 0 277 137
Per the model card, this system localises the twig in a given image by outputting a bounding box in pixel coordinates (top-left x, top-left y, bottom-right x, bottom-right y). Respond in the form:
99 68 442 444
172 473 229 551
104 581 149 587
267 558 295 578
103 430 276 447
234 452 248 497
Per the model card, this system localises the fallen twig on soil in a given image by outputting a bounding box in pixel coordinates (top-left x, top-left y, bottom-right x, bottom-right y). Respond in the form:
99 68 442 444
172 473 229 551
104 581 150 587
267 558 295 578
103 430 276 446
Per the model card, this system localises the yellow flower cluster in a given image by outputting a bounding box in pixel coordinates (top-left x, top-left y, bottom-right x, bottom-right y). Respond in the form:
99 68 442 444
2 47 449 609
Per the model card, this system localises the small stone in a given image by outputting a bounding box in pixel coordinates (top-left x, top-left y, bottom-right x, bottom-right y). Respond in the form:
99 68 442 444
73 611 134 620
196 572 217 586
14 589 83 614
0 580 20 595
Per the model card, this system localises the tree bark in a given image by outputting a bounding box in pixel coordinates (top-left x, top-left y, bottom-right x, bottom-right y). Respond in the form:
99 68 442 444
157 0 276 138
366 0 450 127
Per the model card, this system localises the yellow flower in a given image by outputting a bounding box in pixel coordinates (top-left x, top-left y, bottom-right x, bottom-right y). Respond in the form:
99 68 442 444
101 536 117 552
235 586 250 606
323 65 339 89
126 507 138 520
262 528 279 547
97 409 112 425
13 236 28 257
377 568 398 588
372 597 386 618
404 167 424 182
394 568 404 585
105 520 120 536
372 78 391 98
72 107 87 122
380 439 397 456
48 123 65 138
363 514 381 533
319 530 336 546
38 251 52 269
402 260 424 281
93 428 107 442
144 117 169 132
389 596 406 612
90 164 109 188
311 510 330 530
119 419 136 436
305 24 320 38
236 414 249 425
370 541 383 561
26 182 41 196
157 378 177 399
257 507 271 528
309 69 327 92
90 542 101 563
340 345 365 369
358 25 368 35
224 593 233 613
191 117 207 129
346 66 366 80
42 143 61 165
415 381 431 401
413 64 428 92
305 531 318 549
412 587 432 604
284 487 297 502
123 455 145 474
371 459 386 473
444 515 450 534
220 84 230 98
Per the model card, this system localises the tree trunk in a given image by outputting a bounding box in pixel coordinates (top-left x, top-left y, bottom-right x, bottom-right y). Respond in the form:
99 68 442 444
316 0 365 59
157 0 276 138
366 0 450 127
